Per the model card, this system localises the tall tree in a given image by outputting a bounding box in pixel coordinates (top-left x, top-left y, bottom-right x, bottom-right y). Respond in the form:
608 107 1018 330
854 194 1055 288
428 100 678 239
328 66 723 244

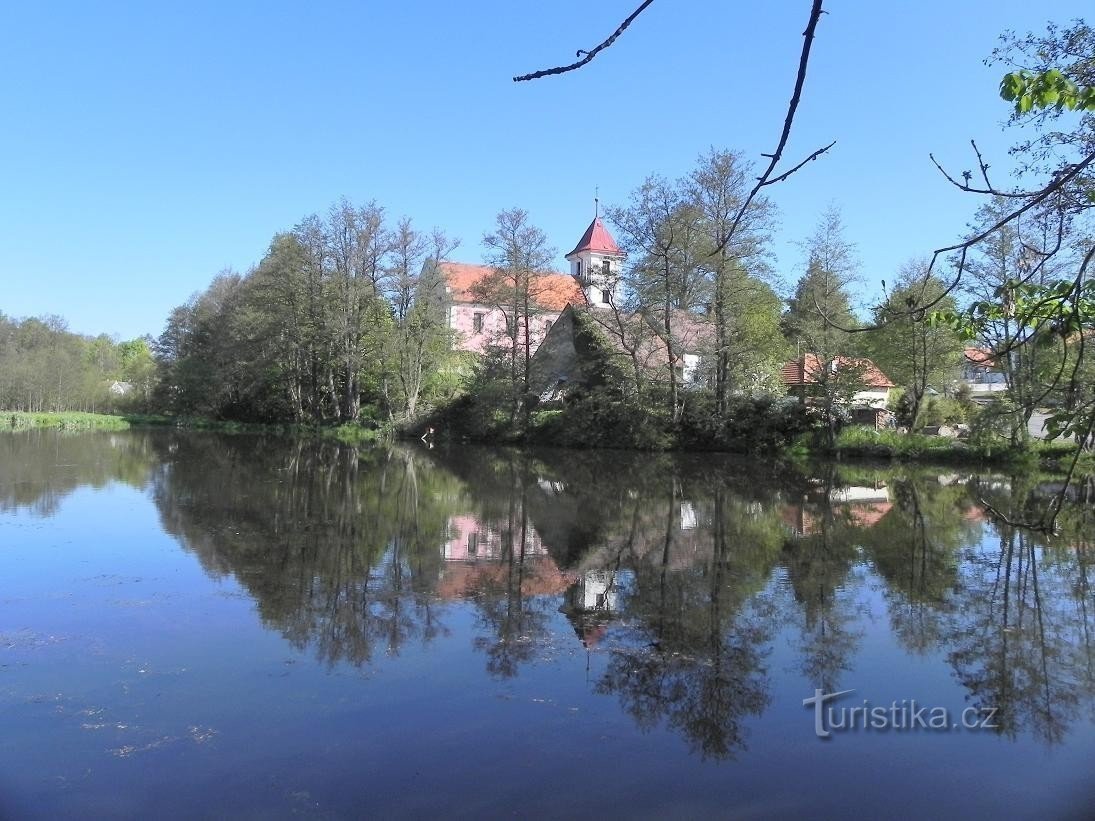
687 148 782 409
961 196 1072 445
868 260 964 429
608 176 703 421
476 208 555 427
389 226 459 420
783 207 861 445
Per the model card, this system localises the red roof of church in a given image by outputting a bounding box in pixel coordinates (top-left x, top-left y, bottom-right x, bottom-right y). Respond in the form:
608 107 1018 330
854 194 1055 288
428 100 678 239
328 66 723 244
566 217 622 257
438 262 585 311
781 354 895 389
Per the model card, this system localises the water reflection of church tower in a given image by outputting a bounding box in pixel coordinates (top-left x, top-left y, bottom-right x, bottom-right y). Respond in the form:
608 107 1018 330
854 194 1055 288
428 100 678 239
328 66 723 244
560 570 619 649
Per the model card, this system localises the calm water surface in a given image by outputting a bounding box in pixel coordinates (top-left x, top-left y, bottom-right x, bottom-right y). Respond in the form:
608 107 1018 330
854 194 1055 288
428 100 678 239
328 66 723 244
1 430 1093 819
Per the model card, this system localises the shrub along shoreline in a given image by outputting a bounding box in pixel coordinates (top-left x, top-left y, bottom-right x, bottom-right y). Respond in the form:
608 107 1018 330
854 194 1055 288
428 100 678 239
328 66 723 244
2 411 384 444
5 409 1088 476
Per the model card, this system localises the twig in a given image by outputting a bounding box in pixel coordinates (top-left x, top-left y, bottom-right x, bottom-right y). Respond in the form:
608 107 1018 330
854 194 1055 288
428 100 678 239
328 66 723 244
513 0 656 82
823 147 1095 333
711 0 832 257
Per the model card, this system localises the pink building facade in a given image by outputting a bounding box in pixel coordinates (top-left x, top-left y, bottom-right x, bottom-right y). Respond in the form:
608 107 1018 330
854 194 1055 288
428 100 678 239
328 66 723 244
439 216 626 356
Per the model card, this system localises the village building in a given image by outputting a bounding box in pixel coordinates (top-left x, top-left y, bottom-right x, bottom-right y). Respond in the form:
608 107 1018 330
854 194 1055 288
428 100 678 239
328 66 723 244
435 213 712 395
436 262 583 355
529 304 713 399
780 354 895 407
959 346 1008 401
780 353 896 427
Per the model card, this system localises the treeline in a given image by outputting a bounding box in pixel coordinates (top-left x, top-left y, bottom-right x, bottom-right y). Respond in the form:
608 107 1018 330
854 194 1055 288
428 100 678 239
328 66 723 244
154 199 461 424
436 149 970 449
0 313 155 414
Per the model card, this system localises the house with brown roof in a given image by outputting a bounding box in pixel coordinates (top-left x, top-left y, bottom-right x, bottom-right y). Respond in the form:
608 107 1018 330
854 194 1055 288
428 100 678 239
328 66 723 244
960 346 1007 401
781 354 895 410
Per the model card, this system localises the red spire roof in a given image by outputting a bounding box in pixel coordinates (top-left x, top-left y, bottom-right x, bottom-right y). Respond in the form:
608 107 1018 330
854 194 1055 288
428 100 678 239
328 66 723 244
566 217 621 257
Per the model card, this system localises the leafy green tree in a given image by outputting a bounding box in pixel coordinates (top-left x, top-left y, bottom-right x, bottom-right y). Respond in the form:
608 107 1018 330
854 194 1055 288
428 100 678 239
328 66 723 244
867 261 964 429
385 225 458 421
687 148 784 407
783 207 862 444
117 337 158 408
475 208 555 429
608 176 704 421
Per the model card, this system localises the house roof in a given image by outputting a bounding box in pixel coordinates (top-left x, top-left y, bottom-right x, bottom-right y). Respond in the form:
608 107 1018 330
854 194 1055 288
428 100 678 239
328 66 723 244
566 217 622 258
578 305 713 359
963 346 1001 368
438 262 585 311
781 354 895 389
435 557 575 600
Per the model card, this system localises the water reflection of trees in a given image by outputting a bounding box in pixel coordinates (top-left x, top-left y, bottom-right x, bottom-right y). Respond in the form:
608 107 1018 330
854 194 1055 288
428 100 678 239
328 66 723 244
150 433 463 666
145 439 1095 751
945 476 1095 745
860 477 976 654
0 429 156 516
593 483 782 759
12 429 1093 752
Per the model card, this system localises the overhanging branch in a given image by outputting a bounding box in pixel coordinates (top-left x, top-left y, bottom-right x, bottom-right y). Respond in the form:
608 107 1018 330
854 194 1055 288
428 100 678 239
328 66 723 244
513 0 656 82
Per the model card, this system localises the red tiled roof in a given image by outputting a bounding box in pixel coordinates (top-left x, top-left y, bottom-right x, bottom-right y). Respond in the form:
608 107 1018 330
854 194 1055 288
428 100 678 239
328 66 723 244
566 217 622 257
963 347 1000 368
847 501 892 528
435 558 576 600
439 262 585 311
781 354 894 389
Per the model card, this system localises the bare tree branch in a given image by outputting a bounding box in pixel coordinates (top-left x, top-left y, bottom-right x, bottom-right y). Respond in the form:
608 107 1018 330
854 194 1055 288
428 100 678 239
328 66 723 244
711 0 833 257
513 0 656 82
822 147 1095 333
929 141 1037 197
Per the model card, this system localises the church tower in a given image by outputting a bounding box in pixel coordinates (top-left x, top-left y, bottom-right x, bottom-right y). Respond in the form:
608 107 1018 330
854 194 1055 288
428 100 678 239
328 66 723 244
566 211 626 308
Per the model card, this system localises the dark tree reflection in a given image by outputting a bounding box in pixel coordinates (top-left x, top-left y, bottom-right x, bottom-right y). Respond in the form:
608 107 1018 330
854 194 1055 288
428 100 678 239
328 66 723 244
862 477 977 654
150 433 465 666
12 428 1093 750
946 478 1095 745
0 428 156 516
592 479 785 759
779 467 866 693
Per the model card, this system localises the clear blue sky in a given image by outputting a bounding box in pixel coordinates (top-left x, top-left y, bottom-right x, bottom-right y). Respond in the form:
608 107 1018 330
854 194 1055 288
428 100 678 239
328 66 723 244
1 0 1088 340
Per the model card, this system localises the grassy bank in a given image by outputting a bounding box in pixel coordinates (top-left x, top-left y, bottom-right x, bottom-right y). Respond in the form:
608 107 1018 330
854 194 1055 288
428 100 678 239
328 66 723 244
829 426 1092 472
3 411 386 444
3 411 135 431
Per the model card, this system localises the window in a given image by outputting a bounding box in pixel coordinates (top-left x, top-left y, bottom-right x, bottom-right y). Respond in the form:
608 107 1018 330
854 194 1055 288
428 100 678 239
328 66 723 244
576 259 582 278
544 319 553 332
602 259 611 275
601 289 610 304
473 312 484 333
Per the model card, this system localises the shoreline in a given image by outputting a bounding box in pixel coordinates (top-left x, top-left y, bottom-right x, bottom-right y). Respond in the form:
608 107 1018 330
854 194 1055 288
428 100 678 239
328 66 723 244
5 410 1089 477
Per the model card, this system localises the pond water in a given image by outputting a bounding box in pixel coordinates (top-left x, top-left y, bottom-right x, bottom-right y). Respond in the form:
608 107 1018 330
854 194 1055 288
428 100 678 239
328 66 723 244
1 429 1093 819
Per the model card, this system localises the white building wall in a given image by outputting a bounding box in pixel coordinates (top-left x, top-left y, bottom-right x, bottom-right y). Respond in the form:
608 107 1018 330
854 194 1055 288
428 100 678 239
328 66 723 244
569 250 624 307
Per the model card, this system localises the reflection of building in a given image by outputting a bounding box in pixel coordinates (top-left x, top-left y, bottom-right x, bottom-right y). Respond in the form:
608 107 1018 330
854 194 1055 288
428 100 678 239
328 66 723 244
442 514 551 561
781 486 893 537
680 501 698 530
437 514 574 599
560 570 622 649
